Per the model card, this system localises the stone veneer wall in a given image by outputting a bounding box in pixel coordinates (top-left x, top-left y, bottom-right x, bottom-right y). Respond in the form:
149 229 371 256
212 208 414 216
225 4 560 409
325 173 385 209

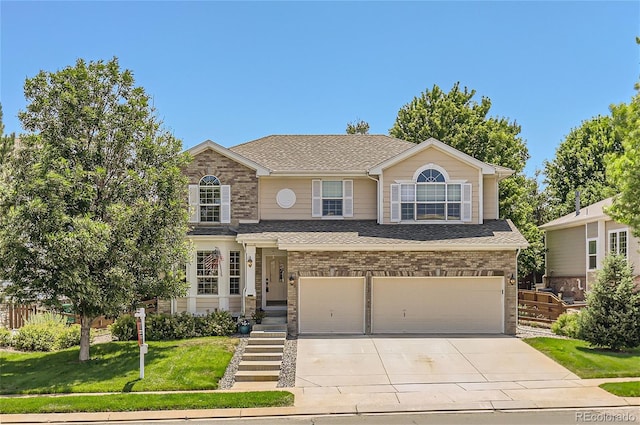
183 149 259 222
255 248 263 308
287 250 517 336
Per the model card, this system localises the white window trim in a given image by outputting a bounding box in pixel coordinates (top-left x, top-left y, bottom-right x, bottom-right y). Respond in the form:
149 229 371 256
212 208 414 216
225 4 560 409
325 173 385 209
412 163 451 182
586 237 598 271
608 228 629 258
229 250 241 295
392 181 471 223
311 179 353 219
196 250 220 295
189 176 231 224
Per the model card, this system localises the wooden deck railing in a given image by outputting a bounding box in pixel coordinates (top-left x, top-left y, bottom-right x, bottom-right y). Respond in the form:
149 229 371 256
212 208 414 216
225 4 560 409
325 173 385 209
518 290 586 324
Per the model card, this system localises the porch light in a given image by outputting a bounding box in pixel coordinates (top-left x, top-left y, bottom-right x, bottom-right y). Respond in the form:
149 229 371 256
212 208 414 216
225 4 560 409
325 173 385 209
247 256 253 268
289 274 295 286
509 274 516 285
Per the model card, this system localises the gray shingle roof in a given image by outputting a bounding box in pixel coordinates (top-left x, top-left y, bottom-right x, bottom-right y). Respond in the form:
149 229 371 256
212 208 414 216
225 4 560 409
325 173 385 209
540 197 613 230
234 220 528 249
229 135 414 173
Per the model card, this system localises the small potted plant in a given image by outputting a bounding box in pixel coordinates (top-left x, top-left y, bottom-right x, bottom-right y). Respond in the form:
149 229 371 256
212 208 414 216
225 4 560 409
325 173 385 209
251 308 266 324
238 318 251 334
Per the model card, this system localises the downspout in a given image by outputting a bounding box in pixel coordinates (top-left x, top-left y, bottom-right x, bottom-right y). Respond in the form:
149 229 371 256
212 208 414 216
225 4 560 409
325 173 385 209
366 173 381 224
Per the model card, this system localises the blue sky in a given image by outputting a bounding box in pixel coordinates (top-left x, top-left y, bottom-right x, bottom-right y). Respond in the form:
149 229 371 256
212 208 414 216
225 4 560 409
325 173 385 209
1 1 638 176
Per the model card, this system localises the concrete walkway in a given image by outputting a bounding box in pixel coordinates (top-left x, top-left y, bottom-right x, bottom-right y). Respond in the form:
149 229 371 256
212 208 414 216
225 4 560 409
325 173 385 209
3 335 640 423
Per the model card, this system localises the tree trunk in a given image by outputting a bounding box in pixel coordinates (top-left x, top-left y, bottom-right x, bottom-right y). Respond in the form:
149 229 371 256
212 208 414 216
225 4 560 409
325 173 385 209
79 315 92 362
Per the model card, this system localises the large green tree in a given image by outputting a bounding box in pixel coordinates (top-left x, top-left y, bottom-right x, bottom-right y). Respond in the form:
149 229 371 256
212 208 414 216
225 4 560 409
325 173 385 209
543 115 621 219
607 73 640 236
0 58 191 361
0 104 16 166
389 83 542 280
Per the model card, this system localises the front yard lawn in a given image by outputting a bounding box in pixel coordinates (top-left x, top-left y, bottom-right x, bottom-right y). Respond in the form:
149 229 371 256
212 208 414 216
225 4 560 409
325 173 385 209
599 382 640 397
0 337 238 394
524 337 640 379
1 391 295 414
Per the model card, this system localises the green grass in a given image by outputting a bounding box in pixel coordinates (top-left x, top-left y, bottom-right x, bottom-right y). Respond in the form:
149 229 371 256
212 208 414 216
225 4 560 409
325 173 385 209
599 381 640 397
0 337 238 394
524 337 640 379
0 391 295 414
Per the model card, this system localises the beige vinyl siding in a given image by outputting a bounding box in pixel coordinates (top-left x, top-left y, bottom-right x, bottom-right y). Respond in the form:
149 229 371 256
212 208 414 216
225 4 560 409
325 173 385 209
176 298 188 313
229 296 241 313
382 147 480 224
546 226 586 276
483 175 498 220
605 221 639 271
259 176 376 220
196 297 220 312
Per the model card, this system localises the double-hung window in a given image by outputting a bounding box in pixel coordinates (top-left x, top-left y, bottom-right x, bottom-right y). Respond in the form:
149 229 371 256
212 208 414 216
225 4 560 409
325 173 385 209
197 250 219 295
587 238 597 270
391 168 471 222
312 180 353 218
188 175 231 223
609 229 628 257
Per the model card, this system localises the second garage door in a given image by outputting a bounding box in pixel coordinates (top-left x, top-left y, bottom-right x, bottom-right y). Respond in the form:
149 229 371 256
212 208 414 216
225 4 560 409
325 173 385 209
372 276 504 333
298 277 365 334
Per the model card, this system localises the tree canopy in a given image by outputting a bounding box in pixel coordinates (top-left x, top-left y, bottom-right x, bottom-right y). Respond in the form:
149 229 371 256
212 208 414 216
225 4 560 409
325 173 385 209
543 115 621 218
0 104 16 166
0 58 191 361
346 119 370 135
607 66 640 237
389 82 542 281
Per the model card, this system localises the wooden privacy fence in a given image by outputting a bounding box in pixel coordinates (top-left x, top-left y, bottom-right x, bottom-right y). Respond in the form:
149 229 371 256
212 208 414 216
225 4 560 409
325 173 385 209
4 304 45 329
518 290 586 324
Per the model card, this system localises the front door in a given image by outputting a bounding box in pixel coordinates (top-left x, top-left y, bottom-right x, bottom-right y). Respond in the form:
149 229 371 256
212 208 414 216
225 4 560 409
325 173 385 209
265 255 287 307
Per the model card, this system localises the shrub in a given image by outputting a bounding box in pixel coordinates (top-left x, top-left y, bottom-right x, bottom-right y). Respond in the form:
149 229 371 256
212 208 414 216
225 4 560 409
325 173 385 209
578 254 640 350
110 314 137 341
141 311 239 341
198 310 237 336
12 324 58 351
0 327 13 347
551 311 581 338
55 324 82 349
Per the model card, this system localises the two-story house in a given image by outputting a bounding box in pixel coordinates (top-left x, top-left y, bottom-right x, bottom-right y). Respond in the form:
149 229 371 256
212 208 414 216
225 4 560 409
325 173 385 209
172 135 528 336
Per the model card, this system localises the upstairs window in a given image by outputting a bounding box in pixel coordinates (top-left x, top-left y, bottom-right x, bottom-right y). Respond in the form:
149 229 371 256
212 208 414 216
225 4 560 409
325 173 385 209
199 176 221 222
391 165 471 223
609 230 628 258
188 176 231 223
312 180 353 218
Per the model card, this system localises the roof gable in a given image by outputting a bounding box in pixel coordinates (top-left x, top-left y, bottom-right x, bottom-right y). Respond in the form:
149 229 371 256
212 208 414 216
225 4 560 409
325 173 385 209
368 138 512 177
188 140 270 176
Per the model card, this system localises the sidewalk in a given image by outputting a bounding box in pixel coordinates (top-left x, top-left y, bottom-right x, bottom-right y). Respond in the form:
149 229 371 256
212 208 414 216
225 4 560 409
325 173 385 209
3 378 640 423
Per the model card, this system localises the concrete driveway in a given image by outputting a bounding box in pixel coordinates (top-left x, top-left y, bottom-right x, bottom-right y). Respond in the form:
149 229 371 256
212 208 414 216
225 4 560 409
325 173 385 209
295 335 579 388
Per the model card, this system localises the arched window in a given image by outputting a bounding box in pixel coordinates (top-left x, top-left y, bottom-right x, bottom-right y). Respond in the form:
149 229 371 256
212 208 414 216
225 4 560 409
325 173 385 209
396 166 466 222
199 175 221 222
417 169 445 183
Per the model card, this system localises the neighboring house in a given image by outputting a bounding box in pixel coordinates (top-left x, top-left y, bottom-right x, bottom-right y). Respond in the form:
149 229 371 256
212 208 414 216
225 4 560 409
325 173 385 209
171 135 528 336
540 197 640 302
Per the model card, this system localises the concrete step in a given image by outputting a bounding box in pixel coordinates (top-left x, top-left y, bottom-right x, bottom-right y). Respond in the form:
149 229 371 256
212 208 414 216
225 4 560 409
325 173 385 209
242 353 283 361
234 370 280 382
244 344 285 353
260 316 287 325
237 360 282 371
247 337 286 345
252 324 287 332
249 331 287 339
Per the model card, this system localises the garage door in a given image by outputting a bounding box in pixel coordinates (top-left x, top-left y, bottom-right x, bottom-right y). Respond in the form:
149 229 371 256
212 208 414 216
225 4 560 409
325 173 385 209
372 277 503 333
299 277 365 334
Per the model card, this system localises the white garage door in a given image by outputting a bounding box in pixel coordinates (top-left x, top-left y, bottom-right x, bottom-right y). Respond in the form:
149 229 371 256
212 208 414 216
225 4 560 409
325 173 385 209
372 277 504 333
299 277 365 334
